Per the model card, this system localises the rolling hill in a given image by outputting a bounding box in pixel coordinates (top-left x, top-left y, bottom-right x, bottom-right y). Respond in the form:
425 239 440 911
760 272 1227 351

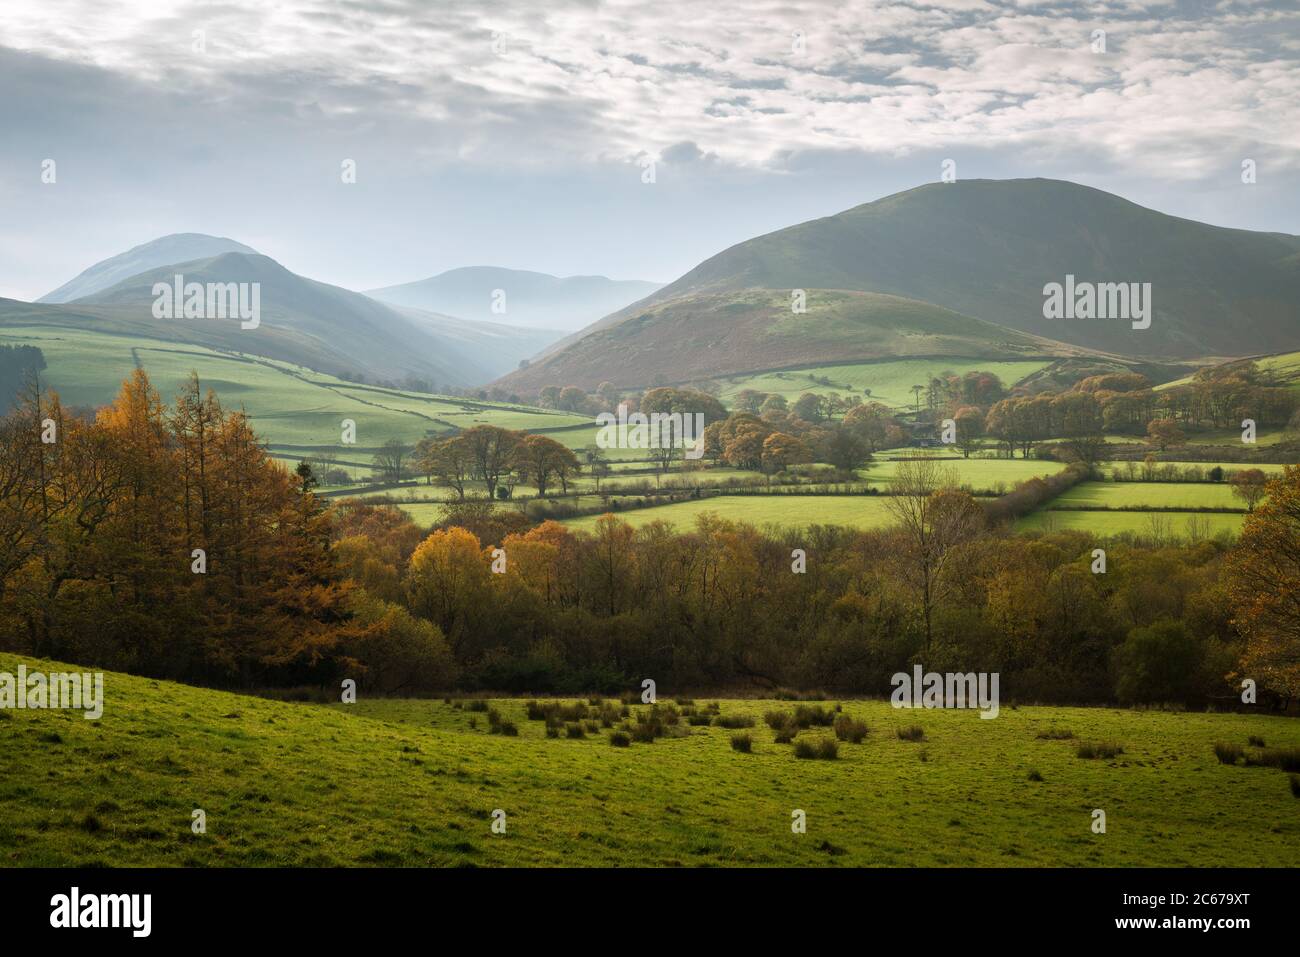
499 287 1093 391
496 178 1300 391
37 233 258 303
367 266 661 331
6 252 558 387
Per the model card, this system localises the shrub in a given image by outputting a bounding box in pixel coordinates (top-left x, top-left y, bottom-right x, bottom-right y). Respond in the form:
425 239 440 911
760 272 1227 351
1076 741 1124 760
896 725 925 742
609 731 631 747
1213 742 1243 765
833 716 868 743
730 733 753 753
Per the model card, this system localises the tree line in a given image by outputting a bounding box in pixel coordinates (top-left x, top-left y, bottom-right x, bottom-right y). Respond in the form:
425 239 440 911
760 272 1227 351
2 371 1296 707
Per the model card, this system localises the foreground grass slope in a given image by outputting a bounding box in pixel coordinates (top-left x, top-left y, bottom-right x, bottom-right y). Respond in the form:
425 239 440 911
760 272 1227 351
2 653 1297 867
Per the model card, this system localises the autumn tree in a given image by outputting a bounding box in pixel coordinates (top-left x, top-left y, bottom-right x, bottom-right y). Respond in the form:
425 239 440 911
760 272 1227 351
1226 466 1300 700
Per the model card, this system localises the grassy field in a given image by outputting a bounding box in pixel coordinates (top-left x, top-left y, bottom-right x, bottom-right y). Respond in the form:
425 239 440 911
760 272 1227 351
2 652 1297 867
561 495 898 532
861 456 1068 490
0 325 587 451
717 358 1053 410
1051 482 1244 511
1017 510 1246 538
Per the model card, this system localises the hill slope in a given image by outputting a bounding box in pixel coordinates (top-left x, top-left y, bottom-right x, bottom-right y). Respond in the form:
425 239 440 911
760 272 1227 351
499 179 1300 391
500 287 1091 391
367 266 661 331
8 252 553 387
38 233 258 303
2 651 1297 867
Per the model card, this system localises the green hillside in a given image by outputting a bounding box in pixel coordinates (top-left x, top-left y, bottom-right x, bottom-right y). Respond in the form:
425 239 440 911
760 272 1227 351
3 652 1297 867
501 179 1300 393
0 324 586 451
503 287 1076 391
5 252 560 388
716 357 1055 409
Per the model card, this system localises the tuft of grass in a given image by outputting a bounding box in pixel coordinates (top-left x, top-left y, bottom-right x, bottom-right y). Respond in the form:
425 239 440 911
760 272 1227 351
1027 769 1044 782
896 725 925 742
1076 741 1124 760
609 731 631 748
1035 728 1075 740
1213 742 1243 765
793 705 834 728
1245 747 1300 773
1290 775 1300 799
773 727 797 744
1248 735 1266 748
565 723 585 739
764 710 792 730
833 716 868 743
730 733 753 753
714 714 756 729
794 738 839 761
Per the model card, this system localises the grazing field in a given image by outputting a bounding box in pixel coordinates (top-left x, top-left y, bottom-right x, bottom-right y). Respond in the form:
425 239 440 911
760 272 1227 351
861 456 1069 490
561 495 898 532
0 325 586 450
2 654 1297 867
1016 509 1245 538
716 358 1053 410
1050 482 1245 511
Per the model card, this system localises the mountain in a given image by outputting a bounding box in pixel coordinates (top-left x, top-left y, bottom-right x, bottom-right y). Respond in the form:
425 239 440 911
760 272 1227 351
7 251 558 387
367 266 662 331
495 178 1300 392
38 233 258 303
499 289 1086 391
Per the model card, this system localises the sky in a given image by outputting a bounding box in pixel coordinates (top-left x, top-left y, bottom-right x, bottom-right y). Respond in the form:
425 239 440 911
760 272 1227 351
1 0 1298 302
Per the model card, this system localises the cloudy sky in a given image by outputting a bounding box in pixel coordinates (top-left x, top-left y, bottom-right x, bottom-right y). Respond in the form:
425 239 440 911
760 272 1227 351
1 0 1297 301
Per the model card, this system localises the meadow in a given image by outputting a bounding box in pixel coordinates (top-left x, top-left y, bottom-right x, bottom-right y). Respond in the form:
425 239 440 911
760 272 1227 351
717 357 1053 410
0 325 588 451
2 653 1296 868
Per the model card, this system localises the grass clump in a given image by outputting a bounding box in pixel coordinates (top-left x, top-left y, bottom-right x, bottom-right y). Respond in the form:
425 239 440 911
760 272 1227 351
730 733 753 753
896 725 926 742
833 716 868 743
794 738 839 760
1076 741 1124 760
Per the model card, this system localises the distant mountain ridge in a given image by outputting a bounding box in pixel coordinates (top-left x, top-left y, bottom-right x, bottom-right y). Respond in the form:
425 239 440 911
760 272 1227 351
367 266 662 331
495 178 1300 391
38 233 258 304
11 250 560 387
